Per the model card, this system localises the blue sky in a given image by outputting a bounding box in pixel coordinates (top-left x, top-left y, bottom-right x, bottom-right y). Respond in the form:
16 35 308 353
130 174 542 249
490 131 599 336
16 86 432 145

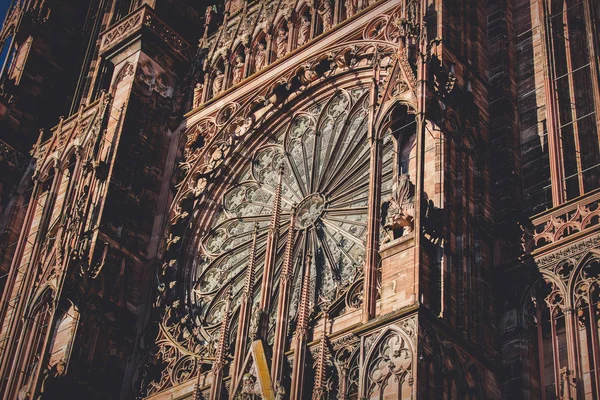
0 0 12 72
0 0 9 23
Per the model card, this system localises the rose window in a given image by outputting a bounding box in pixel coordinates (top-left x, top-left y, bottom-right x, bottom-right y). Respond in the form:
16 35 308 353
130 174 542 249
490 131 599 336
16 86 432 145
189 87 394 337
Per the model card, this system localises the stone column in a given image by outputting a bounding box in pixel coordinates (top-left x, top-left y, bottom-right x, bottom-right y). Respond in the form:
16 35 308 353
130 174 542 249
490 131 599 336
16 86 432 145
230 223 259 386
362 77 381 322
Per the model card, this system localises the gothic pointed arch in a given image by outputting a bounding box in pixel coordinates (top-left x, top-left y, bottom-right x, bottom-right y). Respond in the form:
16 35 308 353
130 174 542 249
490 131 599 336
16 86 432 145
360 324 415 399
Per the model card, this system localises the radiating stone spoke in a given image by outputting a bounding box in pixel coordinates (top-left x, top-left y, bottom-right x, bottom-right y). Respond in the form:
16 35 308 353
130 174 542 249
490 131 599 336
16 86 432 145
285 153 309 198
326 157 370 197
315 224 342 281
328 180 370 204
320 125 368 193
324 206 369 215
320 218 364 247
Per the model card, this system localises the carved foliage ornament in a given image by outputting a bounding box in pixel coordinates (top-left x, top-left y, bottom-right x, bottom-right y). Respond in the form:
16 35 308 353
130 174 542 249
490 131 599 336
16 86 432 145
523 198 600 252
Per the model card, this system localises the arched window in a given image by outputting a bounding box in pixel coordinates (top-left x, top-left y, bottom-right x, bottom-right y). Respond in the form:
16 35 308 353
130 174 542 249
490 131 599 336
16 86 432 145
15 287 56 396
47 300 80 369
527 276 570 399
347 353 360 400
0 171 55 362
546 0 600 200
572 257 600 397
379 103 417 245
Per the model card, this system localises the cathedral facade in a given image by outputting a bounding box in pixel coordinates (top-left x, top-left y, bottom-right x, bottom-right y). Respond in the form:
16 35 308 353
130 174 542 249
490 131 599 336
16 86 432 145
0 0 598 399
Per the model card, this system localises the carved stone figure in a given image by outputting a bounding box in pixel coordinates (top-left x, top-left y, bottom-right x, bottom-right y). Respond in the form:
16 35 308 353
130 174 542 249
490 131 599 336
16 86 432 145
560 367 576 400
382 173 415 243
302 67 319 85
319 0 333 31
345 0 356 18
298 16 311 46
193 82 203 108
212 69 224 96
276 27 288 59
254 42 267 70
232 55 245 85
240 373 260 398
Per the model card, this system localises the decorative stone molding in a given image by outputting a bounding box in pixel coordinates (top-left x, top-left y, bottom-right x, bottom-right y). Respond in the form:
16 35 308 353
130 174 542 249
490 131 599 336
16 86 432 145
99 7 145 54
523 190 600 253
535 233 600 269
99 6 190 60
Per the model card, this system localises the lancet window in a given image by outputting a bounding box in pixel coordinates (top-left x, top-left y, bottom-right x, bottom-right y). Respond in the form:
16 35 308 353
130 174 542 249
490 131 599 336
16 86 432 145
545 0 600 200
526 256 600 399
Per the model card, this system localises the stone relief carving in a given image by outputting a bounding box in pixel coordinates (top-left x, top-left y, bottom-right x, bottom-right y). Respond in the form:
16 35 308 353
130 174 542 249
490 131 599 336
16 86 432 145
193 83 204 108
212 69 225 96
345 0 357 18
318 0 334 32
191 0 414 105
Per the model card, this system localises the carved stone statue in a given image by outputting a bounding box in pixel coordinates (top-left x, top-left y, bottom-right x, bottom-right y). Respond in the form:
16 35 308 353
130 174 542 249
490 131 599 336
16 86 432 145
254 42 267 70
212 69 224 96
560 367 576 400
298 15 311 46
345 0 356 18
193 82 203 108
381 173 415 243
276 27 288 59
319 0 333 31
240 373 260 398
232 55 245 85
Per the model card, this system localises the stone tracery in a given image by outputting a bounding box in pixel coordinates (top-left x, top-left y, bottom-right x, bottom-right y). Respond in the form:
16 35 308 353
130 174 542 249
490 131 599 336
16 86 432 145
193 88 371 327
140 0 423 396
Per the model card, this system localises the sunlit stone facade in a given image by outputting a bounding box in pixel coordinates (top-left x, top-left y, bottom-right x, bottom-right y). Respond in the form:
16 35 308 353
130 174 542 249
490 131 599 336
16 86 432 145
0 0 599 399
